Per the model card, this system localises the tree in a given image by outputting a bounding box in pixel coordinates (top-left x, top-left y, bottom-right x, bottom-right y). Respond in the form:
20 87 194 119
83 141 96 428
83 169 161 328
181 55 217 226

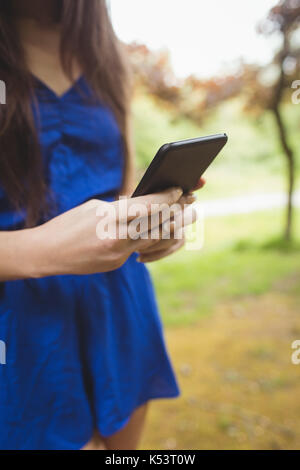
126 42 244 124
127 1 300 241
258 0 300 241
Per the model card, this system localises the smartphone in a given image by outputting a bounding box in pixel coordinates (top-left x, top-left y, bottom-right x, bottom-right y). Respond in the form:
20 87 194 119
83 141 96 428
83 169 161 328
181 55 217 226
132 133 228 198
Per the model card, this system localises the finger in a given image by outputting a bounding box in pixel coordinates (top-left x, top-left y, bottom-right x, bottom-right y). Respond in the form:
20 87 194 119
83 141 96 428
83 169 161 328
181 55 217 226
134 202 197 244
193 177 206 191
122 202 181 243
114 187 183 222
138 238 177 255
178 193 196 205
117 192 195 242
136 192 196 236
129 217 185 249
137 239 185 263
125 201 198 251
132 236 163 252
156 204 198 241
174 204 198 229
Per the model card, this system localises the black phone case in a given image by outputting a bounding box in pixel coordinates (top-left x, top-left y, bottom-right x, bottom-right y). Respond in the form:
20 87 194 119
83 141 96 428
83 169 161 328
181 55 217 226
132 133 228 197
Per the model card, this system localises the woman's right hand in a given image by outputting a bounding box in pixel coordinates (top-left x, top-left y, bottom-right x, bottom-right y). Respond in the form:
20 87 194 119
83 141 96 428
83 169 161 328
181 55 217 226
24 187 196 278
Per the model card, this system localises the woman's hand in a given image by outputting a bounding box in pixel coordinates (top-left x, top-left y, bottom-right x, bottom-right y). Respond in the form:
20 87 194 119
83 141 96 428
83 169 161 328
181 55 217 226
25 186 197 278
136 178 206 263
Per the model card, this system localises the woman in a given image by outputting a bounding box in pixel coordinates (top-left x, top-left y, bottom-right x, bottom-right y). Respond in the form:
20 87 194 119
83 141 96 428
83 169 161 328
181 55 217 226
0 0 203 450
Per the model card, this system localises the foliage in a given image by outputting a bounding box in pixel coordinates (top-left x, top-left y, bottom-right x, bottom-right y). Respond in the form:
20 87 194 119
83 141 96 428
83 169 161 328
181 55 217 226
127 42 244 124
128 1 300 242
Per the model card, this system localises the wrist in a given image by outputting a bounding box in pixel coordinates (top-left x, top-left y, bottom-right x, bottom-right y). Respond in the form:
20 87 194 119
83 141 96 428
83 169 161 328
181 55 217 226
19 226 55 279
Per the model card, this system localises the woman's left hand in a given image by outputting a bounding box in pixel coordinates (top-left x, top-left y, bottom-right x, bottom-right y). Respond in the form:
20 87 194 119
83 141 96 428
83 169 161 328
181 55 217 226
137 178 206 263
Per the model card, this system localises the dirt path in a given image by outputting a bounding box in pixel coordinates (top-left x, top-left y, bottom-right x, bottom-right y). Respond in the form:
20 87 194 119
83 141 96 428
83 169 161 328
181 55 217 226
201 190 300 217
141 292 300 450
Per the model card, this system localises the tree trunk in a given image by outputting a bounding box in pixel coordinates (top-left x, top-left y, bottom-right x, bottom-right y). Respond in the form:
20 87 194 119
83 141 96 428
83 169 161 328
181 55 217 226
273 105 295 242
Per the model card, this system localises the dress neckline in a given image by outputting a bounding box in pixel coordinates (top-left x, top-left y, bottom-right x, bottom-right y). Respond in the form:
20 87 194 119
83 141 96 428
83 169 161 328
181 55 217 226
31 74 84 100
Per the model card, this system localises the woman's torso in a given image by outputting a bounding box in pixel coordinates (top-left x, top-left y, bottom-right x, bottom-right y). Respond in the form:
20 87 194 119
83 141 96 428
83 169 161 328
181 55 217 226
0 76 125 230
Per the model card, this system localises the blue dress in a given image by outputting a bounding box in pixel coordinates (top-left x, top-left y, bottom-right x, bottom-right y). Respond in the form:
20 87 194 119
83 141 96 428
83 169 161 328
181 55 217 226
0 77 180 450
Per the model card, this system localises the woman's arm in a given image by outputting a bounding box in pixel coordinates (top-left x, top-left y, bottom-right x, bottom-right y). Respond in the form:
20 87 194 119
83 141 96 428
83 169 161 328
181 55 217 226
0 229 40 281
0 188 193 282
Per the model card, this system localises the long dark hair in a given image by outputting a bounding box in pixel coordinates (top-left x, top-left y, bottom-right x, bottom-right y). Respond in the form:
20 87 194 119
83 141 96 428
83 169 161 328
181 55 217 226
0 0 132 227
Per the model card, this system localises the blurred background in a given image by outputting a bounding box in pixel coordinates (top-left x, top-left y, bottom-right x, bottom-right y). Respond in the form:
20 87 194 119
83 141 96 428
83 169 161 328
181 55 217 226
110 0 300 449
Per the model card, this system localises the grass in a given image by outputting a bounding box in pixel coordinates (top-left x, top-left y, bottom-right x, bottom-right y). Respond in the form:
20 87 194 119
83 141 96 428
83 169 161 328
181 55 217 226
149 208 300 327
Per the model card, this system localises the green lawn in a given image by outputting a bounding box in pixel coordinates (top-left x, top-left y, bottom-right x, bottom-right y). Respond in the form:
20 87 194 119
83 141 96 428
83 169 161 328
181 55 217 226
149 208 300 327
